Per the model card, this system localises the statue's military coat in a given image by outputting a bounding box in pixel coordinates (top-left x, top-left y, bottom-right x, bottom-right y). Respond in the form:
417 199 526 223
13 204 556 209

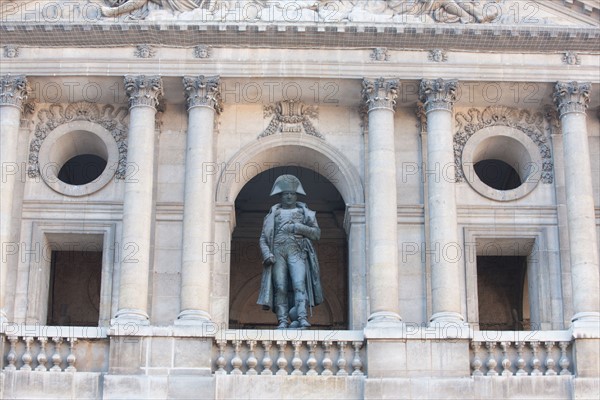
257 202 324 312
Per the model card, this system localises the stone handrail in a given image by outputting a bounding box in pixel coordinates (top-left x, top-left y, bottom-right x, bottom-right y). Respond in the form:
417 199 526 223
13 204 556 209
213 330 365 376
470 331 573 377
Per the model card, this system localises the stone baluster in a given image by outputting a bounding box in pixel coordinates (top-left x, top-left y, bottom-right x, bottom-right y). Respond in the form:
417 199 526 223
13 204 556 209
306 341 318 376
500 341 512 376
231 340 243 375
361 77 402 325
530 342 542 376
20 336 33 371
65 338 77 372
336 341 348 376
351 341 364 376
5 336 18 371
321 340 333 376
553 82 600 328
515 341 527 376
50 337 63 372
246 340 258 375
419 78 464 325
471 341 483 376
35 337 48 371
261 341 273 375
113 75 163 324
0 75 30 326
559 342 571 375
485 342 498 376
177 75 222 325
276 341 288 376
545 341 557 376
291 340 303 376
215 340 226 374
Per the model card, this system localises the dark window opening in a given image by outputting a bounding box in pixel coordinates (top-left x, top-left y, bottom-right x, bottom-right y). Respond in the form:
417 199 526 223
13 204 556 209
474 159 522 190
47 251 102 326
477 255 529 330
58 154 107 185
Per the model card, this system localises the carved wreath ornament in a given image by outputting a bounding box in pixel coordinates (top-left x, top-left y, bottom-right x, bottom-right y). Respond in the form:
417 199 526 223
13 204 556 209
28 102 129 180
453 106 554 184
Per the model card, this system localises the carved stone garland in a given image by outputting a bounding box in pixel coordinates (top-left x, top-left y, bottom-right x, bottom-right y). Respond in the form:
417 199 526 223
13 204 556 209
453 106 554 184
259 100 322 139
27 102 129 180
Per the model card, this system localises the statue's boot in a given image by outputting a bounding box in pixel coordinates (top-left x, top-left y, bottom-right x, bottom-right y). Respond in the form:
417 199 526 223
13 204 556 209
275 304 289 329
296 299 311 329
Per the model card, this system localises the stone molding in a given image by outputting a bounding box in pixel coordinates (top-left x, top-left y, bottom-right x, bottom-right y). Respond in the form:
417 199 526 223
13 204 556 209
259 100 321 139
124 75 163 109
0 74 30 110
418 78 458 113
361 77 399 112
27 102 129 180
553 81 591 118
454 106 554 184
182 75 223 113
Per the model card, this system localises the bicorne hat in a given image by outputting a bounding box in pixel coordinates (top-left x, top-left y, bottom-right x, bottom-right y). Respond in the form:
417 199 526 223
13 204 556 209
270 174 307 196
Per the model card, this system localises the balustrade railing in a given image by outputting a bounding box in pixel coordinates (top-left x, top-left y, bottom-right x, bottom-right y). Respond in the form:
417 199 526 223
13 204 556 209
470 331 572 377
1 325 108 373
212 330 365 376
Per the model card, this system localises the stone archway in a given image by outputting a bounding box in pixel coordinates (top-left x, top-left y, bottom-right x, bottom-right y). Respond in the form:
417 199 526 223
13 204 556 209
211 134 366 329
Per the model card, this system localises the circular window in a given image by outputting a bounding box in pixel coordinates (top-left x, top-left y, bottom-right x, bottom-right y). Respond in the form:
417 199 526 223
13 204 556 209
461 126 542 201
38 120 118 196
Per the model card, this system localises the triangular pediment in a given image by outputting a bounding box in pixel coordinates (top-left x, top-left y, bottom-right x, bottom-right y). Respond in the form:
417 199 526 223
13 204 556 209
503 0 600 27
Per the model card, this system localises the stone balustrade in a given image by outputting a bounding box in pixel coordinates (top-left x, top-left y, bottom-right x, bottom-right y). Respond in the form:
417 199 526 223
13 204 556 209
212 330 365 376
1 326 109 373
470 331 573 377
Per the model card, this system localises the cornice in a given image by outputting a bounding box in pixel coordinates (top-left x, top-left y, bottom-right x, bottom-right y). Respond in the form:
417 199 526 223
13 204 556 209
1 22 599 52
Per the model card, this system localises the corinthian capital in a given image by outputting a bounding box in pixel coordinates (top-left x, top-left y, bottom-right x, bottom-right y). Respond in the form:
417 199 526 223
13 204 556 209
0 75 30 110
124 75 163 109
362 78 399 112
419 79 458 113
183 75 223 113
553 81 591 118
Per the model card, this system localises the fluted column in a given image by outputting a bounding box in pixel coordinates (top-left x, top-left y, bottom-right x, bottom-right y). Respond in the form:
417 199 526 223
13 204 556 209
113 75 163 325
362 78 402 324
176 76 222 325
419 79 464 325
0 75 30 327
553 81 599 328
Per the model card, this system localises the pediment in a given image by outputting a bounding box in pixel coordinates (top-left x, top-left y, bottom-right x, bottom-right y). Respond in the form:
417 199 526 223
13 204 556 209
502 0 600 27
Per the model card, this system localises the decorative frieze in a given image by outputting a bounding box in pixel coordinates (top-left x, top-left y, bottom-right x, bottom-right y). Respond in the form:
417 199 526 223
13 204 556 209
370 47 390 62
562 51 581 65
259 100 322 139
428 49 448 62
3 45 18 58
454 106 554 184
124 75 163 109
361 78 399 112
182 75 223 113
134 44 155 58
0 74 30 110
553 81 591 117
27 102 129 180
194 45 211 59
418 78 458 113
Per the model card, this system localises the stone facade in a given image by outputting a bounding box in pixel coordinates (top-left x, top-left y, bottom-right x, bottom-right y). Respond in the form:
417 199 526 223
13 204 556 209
0 1 599 399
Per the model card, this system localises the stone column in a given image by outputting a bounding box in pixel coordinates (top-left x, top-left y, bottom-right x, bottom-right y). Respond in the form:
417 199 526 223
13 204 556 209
362 78 402 324
176 76 222 325
0 75 30 327
113 75 163 325
419 79 464 325
553 81 600 328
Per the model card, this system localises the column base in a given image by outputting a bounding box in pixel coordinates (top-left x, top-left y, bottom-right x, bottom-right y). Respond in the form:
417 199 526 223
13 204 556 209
0 311 7 334
571 312 600 338
367 311 402 328
175 309 212 326
429 311 464 325
111 308 150 327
